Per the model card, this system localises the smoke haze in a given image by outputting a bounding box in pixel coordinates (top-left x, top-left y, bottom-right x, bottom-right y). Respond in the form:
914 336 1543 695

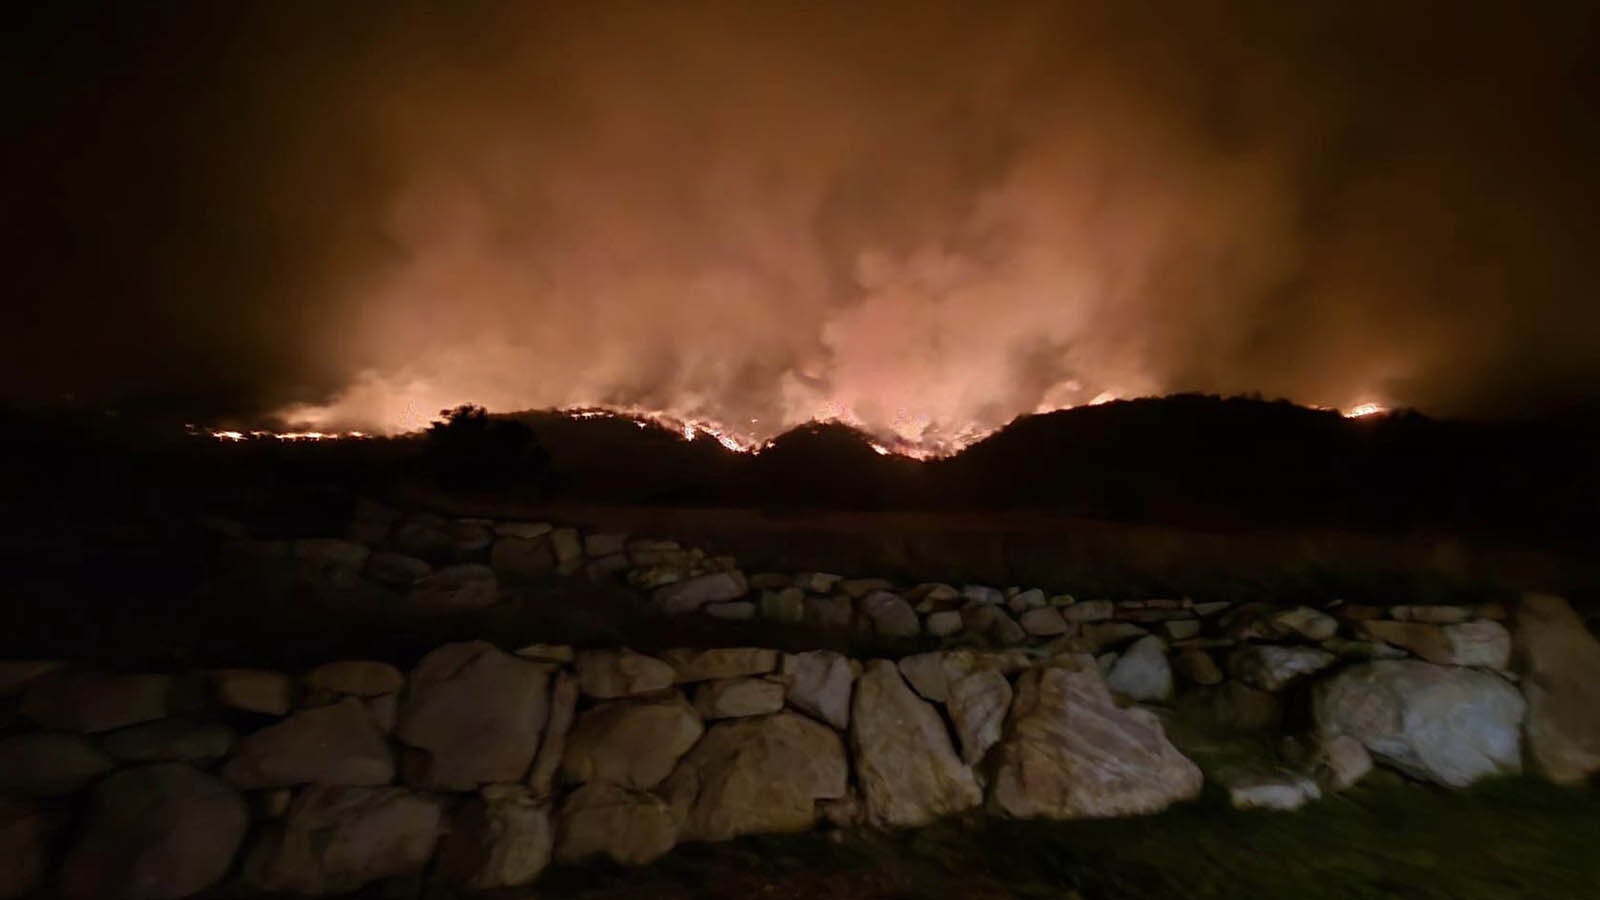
8 2 1600 443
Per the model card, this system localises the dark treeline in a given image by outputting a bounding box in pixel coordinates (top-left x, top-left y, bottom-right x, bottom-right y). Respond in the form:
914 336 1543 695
2 395 1597 548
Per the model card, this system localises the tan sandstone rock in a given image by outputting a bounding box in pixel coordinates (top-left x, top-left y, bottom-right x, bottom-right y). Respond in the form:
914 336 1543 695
947 669 1012 765
223 697 394 789
561 691 704 789
396 641 550 790
693 677 786 719
209 669 292 717
781 651 855 730
435 785 553 889
554 782 679 866
243 786 444 895
662 711 848 842
660 647 778 682
989 658 1203 819
575 648 676 698
1514 593 1600 784
850 660 982 827
1358 619 1512 669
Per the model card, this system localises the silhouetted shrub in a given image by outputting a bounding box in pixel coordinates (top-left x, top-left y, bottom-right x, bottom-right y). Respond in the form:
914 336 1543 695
423 405 549 490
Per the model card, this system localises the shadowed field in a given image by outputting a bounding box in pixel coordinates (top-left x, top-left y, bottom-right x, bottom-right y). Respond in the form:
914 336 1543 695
529 776 1600 900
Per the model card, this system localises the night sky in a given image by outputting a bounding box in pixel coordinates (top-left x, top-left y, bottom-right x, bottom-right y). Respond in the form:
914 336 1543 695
7 2 1600 443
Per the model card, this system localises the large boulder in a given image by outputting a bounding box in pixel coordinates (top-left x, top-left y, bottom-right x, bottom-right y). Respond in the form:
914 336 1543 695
1358 619 1512 669
662 711 848 842
59 764 248 900
1105 635 1173 702
850 660 982 827
575 648 675 698
242 786 444 895
990 658 1203 819
435 785 553 890
780 651 855 730
0 797 48 899
223 697 394 788
1514 593 1600 784
947 669 1011 765
1314 659 1525 787
561 691 704 789
21 672 172 733
395 641 550 790
554 782 679 866
0 732 115 797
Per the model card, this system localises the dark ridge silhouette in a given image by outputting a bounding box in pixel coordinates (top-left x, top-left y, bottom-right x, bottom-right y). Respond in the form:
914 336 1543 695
2 393 1597 545
490 395 1600 546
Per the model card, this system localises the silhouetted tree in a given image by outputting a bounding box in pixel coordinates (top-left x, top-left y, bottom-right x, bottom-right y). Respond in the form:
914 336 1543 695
423 405 549 490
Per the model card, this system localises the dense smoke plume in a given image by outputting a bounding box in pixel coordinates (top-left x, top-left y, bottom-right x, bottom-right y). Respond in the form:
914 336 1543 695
8 2 1600 443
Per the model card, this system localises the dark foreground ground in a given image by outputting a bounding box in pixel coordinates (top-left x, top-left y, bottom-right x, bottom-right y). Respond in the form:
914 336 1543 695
525 775 1597 900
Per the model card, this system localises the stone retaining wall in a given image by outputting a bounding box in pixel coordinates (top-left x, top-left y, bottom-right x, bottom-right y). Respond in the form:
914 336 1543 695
1 500 1596 897
209 499 1538 654
3 588 1598 898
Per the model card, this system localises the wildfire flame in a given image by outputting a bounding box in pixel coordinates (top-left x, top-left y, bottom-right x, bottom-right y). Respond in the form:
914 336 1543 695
198 397 1395 457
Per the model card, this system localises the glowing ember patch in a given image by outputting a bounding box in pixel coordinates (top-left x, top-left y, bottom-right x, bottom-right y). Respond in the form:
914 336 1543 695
1344 402 1387 418
193 426 373 442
